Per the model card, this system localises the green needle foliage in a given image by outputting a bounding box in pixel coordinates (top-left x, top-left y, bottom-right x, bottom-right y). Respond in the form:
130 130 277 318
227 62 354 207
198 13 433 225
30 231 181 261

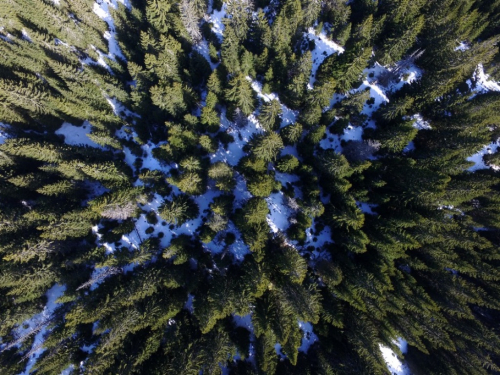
1 0 500 374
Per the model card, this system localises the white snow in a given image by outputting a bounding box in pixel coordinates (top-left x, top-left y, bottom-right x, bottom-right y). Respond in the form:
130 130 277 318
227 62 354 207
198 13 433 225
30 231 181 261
298 321 318 353
341 125 364 142
18 284 66 375
455 42 470 51
233 313 253 332
466 139 500 171
319 124 364 153
274 343 286 359
305 27 344 86
184 293 194 313
319 132 342 152
208 3 227 41
203 221 251 261
364 62 422 97
266 192 294 233
0 32 14 43
471 63 500 94
210 108 263 166
411 114 431 130
21 29 32 42
0 122 9 144
357 201 378 215
403 141 415 153
55 121 103 148
141 143 171 172
194 39 219 70
52 0 60 5
248 78 298 128
123 141 172 175
106 97 140 119
380 338 411 375
92 0 127 66
305 224 333 251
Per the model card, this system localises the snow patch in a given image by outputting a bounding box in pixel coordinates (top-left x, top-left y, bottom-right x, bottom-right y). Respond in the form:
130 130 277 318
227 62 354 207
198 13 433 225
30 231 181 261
466 139 500 171
21 29 32 42
341 125 364 142
411 114 431 130
208 3 227 41
184 294 194 313
455 41 470 51
266 192 293 233
298 321 318 353
92 0 127 62
18 284 66 375
357 201 378 215
472 63 500 94
305 27 344 87
305 222 333 252
380 338 411 375
210 108 263 166
55 121 103 148
194 38 219 70
106 97 140 119
248 78 298 127
233 313 253 332
0 122 10 144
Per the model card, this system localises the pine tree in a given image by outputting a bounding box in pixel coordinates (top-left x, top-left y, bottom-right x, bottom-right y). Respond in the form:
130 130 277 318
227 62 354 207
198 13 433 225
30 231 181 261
250 132 284 162
159 194 199 226
226 74 256 115
258 99 282 132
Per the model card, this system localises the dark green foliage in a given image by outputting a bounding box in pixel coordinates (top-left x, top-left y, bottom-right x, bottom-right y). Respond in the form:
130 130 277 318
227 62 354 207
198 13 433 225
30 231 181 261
2 1 500 375
159 194 199 226
276 155 300 173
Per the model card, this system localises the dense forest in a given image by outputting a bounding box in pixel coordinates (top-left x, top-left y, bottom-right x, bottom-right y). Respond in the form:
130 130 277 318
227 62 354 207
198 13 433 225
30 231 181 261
1 0 500 374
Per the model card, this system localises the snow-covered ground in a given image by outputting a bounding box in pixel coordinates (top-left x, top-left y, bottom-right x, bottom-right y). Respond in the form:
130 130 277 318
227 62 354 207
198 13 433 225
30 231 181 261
470 63 500 94
248 78 299 128
55 121 103 148
410 114 431 130
467 139 500 171
194 39 219 70
210 108 263 166
298 321 318 353
465 65 500 170
208 3 226 42
18 284 66 375
266 191 294 233
0 122 9 144
305 27 344 87
380 338 411 375
357 201 378 215
92 0 128 62
106 97 140 119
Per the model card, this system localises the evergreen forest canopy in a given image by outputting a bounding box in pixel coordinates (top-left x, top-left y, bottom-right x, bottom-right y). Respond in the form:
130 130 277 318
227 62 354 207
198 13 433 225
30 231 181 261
2 0 500 374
